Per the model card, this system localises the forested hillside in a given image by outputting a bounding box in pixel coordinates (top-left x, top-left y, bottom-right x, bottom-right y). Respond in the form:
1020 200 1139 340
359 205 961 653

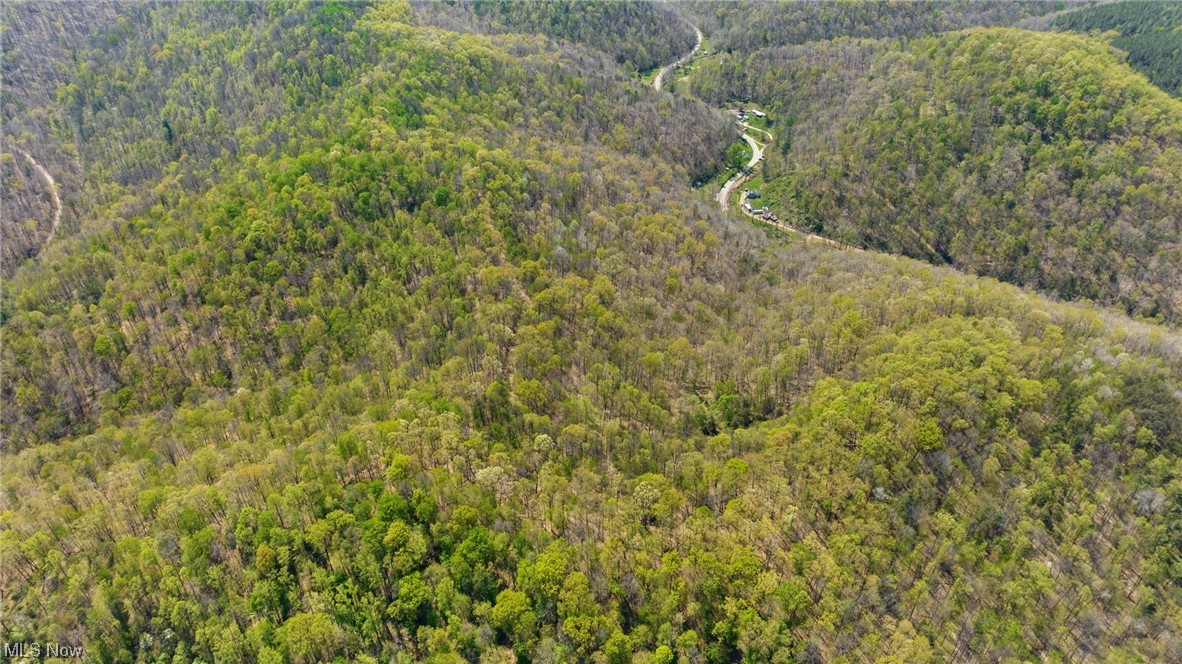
0 0 719 278
1 0 368 275
1 0 734 444
691 28 1182 322
680 0 1061 53
2 2 1182 663
1054 0 1182 97
414 0 697 73
0 0 120 273
1 149 60 268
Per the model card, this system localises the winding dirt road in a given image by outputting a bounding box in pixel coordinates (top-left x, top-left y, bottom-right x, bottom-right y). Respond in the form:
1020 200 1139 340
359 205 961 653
653 24 702 92
18 149 62 247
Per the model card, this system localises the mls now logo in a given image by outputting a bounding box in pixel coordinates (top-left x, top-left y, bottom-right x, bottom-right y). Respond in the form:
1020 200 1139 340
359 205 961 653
4 642 84 658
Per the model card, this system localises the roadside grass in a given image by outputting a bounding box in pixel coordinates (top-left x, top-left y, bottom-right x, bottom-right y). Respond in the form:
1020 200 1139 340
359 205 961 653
714 165 740 188
736 174 783 211
744 114 770 132
754 221 797 243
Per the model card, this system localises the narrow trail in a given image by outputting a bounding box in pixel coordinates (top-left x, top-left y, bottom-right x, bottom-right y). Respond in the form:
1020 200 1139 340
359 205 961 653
18 148 62 247
653 24 702 92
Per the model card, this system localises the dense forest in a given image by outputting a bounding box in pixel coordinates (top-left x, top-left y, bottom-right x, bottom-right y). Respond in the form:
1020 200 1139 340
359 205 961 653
1053 0 1182 97
680 0 1063 53
1 149 59 269
3 2 1182 663
0 0 121 274
690 28 1182 322
414 0 698 73
0 0 725 279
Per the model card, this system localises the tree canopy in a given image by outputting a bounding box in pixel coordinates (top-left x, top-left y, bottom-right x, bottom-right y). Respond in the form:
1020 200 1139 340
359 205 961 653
2 2 1182 662
1054 0 1182 97
691 28 1182 321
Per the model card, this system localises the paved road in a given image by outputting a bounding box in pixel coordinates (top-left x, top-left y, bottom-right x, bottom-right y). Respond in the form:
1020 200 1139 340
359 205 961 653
18 149 62 248
741 133 763 165
717 119 847 248
654 25 702 92
716 133 763 211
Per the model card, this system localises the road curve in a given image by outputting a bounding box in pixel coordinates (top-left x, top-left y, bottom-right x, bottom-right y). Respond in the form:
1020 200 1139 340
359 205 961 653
716 122 844 247
654 24 703 92
18 148 62 247
651 19 850 250
716 133 762 211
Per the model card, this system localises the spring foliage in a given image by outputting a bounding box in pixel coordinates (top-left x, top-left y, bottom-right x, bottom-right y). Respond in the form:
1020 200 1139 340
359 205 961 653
692 28 1182 321
2 2 1182 663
